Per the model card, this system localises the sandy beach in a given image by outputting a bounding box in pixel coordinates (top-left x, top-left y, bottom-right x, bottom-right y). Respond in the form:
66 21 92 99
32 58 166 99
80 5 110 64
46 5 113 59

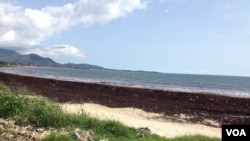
0 71 250 138
61 103 220 138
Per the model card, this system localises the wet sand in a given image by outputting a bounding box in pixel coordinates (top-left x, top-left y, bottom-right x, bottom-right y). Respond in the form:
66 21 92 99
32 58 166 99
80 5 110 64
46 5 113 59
0 72 250 127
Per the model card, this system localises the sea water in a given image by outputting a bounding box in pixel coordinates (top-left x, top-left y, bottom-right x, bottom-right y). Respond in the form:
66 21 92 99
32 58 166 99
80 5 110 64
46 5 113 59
1 66 250 98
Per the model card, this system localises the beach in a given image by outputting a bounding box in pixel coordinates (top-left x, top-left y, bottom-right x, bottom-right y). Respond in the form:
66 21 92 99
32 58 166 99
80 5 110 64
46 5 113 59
0 71 250 138
61 103 220 138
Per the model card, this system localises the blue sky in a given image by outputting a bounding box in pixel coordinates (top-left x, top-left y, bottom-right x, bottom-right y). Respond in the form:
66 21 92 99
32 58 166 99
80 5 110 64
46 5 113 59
1 0 250 76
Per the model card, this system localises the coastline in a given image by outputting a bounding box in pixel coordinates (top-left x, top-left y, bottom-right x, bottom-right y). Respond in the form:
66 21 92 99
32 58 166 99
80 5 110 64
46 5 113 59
0 71 249 127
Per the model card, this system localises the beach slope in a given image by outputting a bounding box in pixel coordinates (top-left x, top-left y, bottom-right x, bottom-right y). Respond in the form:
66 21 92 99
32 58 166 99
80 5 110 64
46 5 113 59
0 72 249 128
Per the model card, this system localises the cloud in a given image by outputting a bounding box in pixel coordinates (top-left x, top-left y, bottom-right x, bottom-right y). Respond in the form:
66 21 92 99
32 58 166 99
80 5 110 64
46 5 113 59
19 45 85 58
76 0 147 25
0 0 147 60
0 2 75 46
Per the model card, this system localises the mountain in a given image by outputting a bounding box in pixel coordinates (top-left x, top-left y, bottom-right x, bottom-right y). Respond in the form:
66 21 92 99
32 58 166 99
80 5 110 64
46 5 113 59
62 63 104 69
0 49 58 66
0 48 104 69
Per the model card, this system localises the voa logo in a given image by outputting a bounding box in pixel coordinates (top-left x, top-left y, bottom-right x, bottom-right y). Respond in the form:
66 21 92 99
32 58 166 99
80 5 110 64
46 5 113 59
226 129 246 136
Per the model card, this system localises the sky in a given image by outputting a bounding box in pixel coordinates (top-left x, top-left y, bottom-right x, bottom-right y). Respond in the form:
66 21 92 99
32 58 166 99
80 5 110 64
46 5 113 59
0 0 250 76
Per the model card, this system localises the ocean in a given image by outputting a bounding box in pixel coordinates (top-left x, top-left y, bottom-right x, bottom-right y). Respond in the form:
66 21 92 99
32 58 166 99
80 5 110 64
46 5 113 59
0 66 250 98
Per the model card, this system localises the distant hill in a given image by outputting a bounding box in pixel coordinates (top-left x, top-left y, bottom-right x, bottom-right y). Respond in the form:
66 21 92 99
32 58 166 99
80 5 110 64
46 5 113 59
0 48 104 69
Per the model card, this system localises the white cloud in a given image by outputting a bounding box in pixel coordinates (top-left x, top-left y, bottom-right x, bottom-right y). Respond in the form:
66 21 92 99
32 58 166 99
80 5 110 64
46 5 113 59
49 45 85 58
76 0 147 25
1 30 16 41
19 45 85 59
0 0 147 60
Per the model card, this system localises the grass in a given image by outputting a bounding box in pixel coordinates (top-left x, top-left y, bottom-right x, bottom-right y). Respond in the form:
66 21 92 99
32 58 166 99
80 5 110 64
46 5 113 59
0 83 220 141
41 133 76 141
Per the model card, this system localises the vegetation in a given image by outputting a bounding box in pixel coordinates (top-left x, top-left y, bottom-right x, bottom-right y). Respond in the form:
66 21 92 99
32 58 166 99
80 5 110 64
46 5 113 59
0 83 220 141
41 133 76 141
0 61 9 66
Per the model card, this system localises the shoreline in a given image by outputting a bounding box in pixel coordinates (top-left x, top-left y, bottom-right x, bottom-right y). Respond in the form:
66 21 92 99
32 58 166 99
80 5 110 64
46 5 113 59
1 66 250 99
0 71 250 127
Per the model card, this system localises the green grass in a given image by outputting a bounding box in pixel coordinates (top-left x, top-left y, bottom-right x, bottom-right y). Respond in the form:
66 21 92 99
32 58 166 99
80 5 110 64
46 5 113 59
0 83 220 141
41 133 76 141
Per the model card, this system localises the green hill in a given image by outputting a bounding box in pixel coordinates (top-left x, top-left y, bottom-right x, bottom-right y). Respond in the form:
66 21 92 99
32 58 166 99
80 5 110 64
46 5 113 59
0 48 104 69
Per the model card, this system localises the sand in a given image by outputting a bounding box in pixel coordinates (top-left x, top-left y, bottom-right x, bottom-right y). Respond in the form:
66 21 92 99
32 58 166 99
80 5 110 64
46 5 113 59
61 103 221 138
